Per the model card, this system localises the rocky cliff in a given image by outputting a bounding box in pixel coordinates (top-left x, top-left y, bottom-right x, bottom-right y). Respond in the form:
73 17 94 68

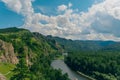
0 40 18 64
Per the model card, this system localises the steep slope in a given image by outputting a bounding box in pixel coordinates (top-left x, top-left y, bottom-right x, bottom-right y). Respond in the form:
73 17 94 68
0 27 58 60
0 40 18 64
0 27 69 80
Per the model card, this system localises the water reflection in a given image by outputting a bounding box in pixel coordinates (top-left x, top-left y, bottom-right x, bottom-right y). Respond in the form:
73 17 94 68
51 60 88 80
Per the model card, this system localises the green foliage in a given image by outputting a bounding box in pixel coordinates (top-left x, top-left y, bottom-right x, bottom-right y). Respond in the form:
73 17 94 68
0 63 15 79
10 46 30 80
10 58 30 80
93 72 117 80
65 51 120 80
30 54 70 80
0 27 27 33
47 36 120 52
0 27 69 80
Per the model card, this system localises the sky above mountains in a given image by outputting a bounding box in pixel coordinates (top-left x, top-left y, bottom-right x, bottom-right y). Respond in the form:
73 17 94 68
0 0 120 41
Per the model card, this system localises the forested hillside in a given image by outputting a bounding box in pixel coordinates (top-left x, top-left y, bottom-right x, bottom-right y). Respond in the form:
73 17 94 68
0 27 69 80
47 35 120 52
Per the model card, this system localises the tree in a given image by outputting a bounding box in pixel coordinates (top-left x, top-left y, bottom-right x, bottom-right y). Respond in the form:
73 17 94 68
10 47 30 80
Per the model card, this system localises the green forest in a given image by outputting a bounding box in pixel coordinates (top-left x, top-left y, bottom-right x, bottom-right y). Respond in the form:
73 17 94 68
65 51 120 80
0 27 69 80
48 35 120 80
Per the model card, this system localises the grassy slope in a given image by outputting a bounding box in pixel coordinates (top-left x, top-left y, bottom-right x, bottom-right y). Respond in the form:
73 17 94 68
0 63 15 79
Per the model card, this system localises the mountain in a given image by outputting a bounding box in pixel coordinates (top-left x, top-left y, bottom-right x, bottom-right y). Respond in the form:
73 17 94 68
47 35 120 52
0 27 69 80
0 27 120 80
0 27 57 63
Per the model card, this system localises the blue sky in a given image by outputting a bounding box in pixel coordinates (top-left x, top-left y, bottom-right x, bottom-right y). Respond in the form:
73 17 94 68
0 2 23 28
0 0 95 28
33 0 95 15
0 0 120 41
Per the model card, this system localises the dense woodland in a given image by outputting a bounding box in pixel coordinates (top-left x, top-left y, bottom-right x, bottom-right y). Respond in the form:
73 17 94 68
11 51 69 80
65 51 120 80
48 35 120 80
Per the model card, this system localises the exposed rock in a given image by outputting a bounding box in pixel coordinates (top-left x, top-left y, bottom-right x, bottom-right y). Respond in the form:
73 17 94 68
0 40 18 64
0 73 6 80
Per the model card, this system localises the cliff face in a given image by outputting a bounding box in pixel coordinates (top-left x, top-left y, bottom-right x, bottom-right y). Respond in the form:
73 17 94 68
0 40 18 64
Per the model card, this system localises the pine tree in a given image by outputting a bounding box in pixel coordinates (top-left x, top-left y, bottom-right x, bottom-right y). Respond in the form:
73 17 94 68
10 48 30 80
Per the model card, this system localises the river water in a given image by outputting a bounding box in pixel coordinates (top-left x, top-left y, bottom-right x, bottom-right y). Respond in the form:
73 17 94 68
51 60 88 80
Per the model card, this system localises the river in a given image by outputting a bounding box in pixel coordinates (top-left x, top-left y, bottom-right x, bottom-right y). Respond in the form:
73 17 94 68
51 60 89 80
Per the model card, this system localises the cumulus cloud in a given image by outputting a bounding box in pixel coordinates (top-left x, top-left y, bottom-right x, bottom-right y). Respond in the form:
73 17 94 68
1 0 120 41
2 0 34 15
58 4 67 11
80 0 120 39
1 0 22 13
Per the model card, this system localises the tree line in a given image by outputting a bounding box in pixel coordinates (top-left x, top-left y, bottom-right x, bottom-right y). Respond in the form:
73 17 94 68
65 51 120 80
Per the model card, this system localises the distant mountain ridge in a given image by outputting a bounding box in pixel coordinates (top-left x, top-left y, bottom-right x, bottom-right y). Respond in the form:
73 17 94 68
46 35 120 52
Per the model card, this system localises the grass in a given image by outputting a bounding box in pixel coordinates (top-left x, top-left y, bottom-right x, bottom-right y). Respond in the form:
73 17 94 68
55 55 64 60
0 63 15 80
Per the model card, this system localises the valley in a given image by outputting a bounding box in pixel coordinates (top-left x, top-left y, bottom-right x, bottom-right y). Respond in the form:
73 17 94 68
0 27 120 80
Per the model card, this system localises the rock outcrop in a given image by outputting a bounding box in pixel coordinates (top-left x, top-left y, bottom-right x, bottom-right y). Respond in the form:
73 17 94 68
0 40 18 64
0 73 6 80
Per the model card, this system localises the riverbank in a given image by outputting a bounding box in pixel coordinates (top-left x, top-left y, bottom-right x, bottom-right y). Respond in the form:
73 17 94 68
51 60 89 80
55 55 96 80
54 55 95 80
77 71 96 80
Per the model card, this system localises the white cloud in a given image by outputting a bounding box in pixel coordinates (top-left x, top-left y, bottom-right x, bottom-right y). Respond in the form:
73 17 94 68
2 0 22 13
2 0 34 15
58 4 67 11
81 0 120 38
1 0 120 41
